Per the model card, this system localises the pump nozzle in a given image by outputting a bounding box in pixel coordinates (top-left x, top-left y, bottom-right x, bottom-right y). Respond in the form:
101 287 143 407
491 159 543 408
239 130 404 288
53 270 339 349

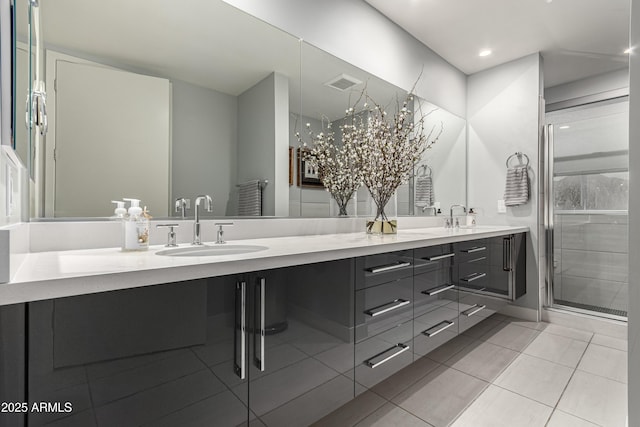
111 200 127 218
123 198 143 216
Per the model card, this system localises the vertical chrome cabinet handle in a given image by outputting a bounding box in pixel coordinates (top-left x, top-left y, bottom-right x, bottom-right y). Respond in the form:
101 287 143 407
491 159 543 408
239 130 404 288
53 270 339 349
254 277 266 372
234 281 247 379
503 237 512 271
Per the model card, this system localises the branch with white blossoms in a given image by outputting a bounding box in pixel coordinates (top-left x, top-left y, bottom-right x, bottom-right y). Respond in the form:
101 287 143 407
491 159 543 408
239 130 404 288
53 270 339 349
296 116 364 215
355 91 443 223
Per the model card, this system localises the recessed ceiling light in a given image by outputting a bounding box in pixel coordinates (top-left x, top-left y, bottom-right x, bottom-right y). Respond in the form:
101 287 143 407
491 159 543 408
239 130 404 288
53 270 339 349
546 0 553 3
478 49 492 57
559 125 570 130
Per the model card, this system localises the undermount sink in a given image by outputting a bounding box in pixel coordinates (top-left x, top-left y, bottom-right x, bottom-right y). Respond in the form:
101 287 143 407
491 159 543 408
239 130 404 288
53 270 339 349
156 244 268 257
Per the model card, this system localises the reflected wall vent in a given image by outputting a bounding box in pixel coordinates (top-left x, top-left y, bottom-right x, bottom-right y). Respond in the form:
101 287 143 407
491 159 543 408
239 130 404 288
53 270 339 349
324 74 362 91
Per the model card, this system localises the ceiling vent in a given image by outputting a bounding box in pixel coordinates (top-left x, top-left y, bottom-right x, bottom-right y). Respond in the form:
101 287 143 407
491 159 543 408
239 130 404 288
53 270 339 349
324 74 362 91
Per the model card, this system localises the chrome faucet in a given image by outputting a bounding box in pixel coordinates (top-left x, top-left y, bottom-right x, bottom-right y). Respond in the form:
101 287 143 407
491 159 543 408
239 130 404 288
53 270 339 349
175 198 189 219
193 195 213 245
449 204 466 228
422 206 439 215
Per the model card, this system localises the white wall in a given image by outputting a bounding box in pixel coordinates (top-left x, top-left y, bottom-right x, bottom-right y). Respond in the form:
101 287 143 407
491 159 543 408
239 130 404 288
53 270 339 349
237 72 290 216
628 0 640 424
467 53 543 313
172 80 237 217
222 0 467 119
546 68 629 106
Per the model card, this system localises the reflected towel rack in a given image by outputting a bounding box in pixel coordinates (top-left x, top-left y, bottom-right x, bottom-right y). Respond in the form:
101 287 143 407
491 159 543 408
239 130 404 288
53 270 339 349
505 152 530 168
417 164 432 177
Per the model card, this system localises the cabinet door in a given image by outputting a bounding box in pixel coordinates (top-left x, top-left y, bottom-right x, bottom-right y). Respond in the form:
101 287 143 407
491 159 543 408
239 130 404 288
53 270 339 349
248 260 355 427
27 279 248 427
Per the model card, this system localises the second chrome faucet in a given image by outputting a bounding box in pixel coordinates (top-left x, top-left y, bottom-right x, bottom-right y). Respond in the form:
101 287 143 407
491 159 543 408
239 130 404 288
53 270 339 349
193 195 213 245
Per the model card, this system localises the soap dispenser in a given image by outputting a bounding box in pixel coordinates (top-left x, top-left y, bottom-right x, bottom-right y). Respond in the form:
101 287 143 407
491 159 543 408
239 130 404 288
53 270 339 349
111 200 127 219
466 208 477 228
122 198 149 251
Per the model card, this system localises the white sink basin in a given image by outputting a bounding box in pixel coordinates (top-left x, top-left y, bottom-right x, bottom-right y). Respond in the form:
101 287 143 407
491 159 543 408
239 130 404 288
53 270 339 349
156 244 268 257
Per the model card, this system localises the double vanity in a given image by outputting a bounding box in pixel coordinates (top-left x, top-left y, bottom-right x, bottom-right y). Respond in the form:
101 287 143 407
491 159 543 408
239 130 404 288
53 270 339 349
1 224 527 427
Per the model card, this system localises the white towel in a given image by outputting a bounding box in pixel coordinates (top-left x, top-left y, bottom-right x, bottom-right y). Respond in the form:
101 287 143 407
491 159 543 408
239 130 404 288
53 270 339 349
238 180 262 216
504 166 529 206
415 175 434 208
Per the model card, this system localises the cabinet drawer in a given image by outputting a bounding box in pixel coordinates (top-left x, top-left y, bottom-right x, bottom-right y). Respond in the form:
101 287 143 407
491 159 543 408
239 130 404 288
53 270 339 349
455 240 489 264
413 245 455 274
414 269 456 318
413 305 459 357
355 321 413 389
458 291 507 334
356 251 413 290
355 277 413 342
457 264 489 292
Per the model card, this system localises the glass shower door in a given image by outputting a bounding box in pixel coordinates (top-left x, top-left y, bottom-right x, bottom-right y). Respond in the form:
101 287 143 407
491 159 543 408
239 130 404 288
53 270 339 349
547 98 629 318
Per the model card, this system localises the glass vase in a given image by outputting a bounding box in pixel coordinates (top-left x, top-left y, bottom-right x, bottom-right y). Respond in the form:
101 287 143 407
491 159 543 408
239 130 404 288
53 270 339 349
330 192 357 217
366 191 398 234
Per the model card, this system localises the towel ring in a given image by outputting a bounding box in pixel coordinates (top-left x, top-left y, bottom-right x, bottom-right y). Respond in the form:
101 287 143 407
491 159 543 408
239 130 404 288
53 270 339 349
506 152 530 168
418 164 432 177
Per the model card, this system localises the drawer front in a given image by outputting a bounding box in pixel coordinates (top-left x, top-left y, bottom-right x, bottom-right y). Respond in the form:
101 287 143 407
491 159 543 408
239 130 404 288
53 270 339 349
413 244 455 274
413 269 456 318
356 250 414 290
413 305 459 357
458 291 507 334
457 263 489 292
355 321 414 389
355 277 413 342
455 239 489 264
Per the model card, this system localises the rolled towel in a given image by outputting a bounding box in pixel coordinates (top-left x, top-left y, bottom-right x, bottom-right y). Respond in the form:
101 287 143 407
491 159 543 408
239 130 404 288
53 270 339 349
504 166 529 206
415 175 434 208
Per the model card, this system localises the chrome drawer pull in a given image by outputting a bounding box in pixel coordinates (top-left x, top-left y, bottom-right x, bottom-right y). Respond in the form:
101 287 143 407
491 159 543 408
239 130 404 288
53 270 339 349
367 261 412 274
425 253 455 261
423 320 455 337
461 272 487 282
468 256 487 263
364 299 410 317
422 284 455 296
462 304 486 317
365 343 410 368
461 246 486 253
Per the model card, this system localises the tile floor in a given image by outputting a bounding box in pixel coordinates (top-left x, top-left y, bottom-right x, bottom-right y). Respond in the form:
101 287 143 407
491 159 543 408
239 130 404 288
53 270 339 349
315 315 628 427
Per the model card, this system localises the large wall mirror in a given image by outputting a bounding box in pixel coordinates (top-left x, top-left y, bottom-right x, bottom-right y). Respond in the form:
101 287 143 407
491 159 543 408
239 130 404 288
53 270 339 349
14 0 466 220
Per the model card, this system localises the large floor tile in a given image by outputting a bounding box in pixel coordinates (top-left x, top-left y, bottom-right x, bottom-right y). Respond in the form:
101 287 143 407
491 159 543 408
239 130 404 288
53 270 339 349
392 365 488 427
312 391 387 427
450 385 552 427
149 390 249 427
261 375 355 427
43 410 97 427
424 334 475 364
591 334 627 352
494 353 573 407
546 410 599 427
355 403 433 427
522 332 588 368
557 370 627 427
577 343 627 383
444 341 519 382
541 324 594 342
370 357 440 400
482 323 540 352
30 383 93 426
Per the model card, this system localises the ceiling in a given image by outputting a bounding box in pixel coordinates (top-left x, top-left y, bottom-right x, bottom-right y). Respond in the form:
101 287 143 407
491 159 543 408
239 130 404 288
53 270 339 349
364 0 630 88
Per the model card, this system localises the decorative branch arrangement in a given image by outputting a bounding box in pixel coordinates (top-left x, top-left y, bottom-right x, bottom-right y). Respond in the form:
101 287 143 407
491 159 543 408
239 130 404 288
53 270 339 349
297 85 443 233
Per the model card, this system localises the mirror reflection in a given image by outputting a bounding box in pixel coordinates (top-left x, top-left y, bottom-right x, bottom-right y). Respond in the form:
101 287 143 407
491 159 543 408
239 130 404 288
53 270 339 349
15 0 467 219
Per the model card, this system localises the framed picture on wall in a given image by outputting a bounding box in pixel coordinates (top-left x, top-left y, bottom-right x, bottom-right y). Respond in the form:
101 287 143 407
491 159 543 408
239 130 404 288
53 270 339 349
297 148 324 188
289 146 294 186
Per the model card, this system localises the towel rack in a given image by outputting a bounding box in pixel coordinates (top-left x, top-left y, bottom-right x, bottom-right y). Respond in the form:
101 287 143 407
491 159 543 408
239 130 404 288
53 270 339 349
236 180 268 189
505 152 530 168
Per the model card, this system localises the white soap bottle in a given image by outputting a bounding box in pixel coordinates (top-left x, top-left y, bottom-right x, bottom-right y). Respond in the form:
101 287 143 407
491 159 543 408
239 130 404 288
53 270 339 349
466 208 477 228
122 198 149 251
111 200 127 219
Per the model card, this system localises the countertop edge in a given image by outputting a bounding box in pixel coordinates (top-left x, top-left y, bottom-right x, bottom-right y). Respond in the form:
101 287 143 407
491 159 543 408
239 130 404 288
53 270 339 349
1 226 529 305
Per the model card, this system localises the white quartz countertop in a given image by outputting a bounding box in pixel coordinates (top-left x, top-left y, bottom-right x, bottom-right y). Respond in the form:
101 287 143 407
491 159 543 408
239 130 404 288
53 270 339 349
2 225 528 306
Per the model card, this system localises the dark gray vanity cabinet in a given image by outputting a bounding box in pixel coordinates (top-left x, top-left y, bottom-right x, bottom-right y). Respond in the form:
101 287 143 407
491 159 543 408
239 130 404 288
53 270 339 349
454 233 526 333
24 259 355 427
412 244 459 357
354 250 415 389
